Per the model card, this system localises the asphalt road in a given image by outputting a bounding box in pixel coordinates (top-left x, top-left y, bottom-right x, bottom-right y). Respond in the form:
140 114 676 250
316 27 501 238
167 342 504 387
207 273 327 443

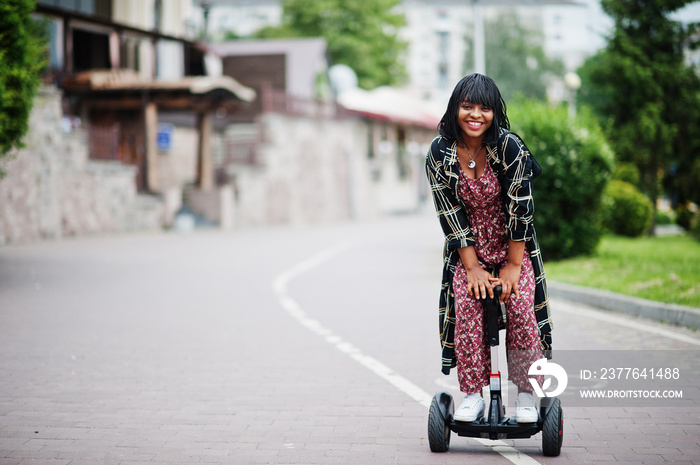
1 213 698 464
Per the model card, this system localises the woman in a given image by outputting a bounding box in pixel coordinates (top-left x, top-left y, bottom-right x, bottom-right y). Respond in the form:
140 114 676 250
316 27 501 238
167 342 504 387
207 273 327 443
425 73 552 423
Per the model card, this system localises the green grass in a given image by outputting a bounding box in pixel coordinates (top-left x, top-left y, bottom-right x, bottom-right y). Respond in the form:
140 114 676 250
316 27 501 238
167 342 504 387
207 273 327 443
544 234 700 308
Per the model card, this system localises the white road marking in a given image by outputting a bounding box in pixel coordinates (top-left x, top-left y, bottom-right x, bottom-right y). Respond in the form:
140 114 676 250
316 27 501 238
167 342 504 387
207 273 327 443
272 242 542 465
272 241 434 408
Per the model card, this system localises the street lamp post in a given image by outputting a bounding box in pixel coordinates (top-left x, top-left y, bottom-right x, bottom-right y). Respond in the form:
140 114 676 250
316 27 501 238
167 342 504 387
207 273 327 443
564 72 582 119
473 0 485 74
471 0 578 77
201 2 211 42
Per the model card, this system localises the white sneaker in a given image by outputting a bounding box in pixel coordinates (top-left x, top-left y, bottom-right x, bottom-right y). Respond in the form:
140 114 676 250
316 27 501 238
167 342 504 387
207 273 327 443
453 393 485 422
515 392 538 423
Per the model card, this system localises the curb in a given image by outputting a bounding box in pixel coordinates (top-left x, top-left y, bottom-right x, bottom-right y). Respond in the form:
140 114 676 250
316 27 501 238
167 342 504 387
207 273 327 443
547 281 700 329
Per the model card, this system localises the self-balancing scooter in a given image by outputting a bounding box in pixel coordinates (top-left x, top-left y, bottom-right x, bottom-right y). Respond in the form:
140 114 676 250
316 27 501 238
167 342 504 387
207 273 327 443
427 285 563 456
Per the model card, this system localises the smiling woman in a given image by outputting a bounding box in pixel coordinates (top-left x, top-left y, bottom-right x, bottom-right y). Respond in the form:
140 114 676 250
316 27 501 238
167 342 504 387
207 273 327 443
426 73 551 425
458 102 493 169
438 73 509 147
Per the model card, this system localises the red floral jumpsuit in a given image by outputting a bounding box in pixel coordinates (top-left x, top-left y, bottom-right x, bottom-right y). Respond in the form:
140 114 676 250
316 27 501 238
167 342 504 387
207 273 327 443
452 160 542 393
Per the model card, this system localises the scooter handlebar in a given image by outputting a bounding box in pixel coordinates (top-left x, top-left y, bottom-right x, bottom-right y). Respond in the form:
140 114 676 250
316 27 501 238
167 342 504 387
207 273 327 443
486 285 503 347
493 284 502 301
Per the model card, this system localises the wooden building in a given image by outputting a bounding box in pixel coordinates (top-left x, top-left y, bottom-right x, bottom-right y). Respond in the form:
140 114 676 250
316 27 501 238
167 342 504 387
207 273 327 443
35 1 255 195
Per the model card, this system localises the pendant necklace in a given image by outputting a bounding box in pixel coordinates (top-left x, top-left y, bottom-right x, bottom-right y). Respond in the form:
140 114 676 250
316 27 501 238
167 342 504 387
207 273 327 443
462 142 483 169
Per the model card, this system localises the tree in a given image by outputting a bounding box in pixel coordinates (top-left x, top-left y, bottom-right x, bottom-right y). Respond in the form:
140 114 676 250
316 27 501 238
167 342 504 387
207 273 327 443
509 99 613 260
577 0 700 230
0 0 47 177
255 0 407 89
465 11 565 102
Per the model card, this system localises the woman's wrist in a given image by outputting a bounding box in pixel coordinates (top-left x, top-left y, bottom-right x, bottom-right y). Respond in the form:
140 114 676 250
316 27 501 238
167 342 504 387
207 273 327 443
458 246 480 271
506 239 525 268
505 257 523 268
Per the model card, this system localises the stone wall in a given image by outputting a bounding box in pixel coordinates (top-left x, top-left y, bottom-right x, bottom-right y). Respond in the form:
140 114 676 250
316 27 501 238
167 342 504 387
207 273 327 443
205 112 433 231
218 113 380 229
0 87 163 245
0 87 433 244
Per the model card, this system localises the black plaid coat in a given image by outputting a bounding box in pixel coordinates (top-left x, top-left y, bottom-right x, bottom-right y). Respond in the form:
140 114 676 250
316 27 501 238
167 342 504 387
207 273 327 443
425 129 553 375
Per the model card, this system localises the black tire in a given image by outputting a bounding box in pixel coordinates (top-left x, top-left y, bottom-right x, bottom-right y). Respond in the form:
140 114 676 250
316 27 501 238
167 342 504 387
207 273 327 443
428 396 451 452
542 397 563 457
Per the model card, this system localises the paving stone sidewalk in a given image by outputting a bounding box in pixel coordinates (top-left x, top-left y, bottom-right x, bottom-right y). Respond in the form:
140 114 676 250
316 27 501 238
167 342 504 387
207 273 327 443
1 215 699 464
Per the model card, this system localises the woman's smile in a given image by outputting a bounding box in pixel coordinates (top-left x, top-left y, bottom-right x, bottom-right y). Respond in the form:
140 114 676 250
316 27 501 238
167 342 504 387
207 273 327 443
458 101 494 139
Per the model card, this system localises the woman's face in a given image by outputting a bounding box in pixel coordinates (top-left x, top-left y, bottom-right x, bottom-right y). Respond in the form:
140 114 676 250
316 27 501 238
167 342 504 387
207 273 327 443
457 98 494 141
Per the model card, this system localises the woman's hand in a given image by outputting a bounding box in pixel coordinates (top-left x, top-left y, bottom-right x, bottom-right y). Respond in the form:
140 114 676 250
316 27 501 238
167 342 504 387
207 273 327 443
500 239 526 303
458 246 499 300
498 261 521 303
464 264 500 300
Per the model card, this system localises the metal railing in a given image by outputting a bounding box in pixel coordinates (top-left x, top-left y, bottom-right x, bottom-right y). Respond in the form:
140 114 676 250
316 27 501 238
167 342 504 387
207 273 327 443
260 84 342 119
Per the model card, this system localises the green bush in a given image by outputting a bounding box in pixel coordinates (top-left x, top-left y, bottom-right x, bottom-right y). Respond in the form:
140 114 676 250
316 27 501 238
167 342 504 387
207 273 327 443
655 209 673 225
676 203 694 230
612 162 640 186
602 180 653 236
690 212 700 241
0 0 47 177
508 100 614 260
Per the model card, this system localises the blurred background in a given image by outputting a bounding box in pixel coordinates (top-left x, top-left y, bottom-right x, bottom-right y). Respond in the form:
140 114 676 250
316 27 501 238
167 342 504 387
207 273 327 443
4 5 700 463
1 0 700 261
